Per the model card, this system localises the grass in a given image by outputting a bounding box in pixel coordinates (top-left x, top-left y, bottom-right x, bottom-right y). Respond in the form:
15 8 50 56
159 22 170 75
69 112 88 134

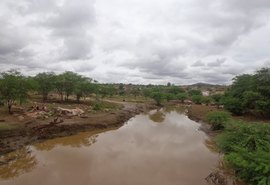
0 123 17 131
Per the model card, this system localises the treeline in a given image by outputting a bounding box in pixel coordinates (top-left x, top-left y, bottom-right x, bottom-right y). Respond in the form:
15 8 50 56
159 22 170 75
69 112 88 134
0 67 269 117
0 70 116 113
220 67 270 117
0 69 214 113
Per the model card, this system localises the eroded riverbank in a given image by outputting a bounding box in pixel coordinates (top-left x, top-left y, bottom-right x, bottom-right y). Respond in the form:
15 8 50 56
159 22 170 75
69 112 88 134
0 108 240 185
0 101 155 156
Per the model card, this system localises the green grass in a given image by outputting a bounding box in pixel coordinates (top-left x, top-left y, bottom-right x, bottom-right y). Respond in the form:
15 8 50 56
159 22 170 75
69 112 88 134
0 123 17 131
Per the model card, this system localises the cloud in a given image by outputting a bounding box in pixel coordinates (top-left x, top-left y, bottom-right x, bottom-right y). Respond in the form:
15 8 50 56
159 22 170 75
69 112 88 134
0 0 270 84
191 60 205 67
207 58 226 67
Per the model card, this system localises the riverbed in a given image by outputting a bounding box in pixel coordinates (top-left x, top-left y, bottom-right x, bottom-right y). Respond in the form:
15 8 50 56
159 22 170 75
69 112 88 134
0 108 230 185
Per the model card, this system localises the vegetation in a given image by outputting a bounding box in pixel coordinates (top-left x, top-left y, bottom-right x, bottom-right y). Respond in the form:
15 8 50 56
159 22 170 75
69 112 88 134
0 70 30 113
206 111 231 130
221 68 270 117
215 121 270 185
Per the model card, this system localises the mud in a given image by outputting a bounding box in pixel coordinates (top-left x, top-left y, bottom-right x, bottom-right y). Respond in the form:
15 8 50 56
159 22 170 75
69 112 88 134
0 102 156 156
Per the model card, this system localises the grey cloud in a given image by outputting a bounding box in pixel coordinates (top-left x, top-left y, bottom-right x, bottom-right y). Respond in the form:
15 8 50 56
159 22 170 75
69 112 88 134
0 20 28 55
1 0 270 84
40 0 96 61
207 58 226 67
191 60 205 67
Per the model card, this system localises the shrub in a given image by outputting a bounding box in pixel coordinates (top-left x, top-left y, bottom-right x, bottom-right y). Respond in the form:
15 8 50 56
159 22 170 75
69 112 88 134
191 95 203 104
206 111 231 130
93 102 102 111
216 121 270 185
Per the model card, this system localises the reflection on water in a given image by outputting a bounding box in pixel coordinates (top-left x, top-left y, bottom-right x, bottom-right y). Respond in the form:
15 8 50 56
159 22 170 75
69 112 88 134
148 109 165 123
0 109 237 185
0 147 37 179
35 130 100 151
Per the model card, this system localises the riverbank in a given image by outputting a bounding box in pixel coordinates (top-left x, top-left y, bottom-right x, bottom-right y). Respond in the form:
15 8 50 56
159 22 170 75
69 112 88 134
0 100 156 156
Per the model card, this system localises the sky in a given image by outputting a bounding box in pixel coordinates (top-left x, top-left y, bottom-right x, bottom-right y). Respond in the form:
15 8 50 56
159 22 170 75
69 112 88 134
0 0 270 85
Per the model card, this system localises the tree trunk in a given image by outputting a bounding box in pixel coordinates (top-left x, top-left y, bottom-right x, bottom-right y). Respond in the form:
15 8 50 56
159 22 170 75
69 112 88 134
76 95 81 103
60 93 63 102
8 103 12 114
43 93 48 102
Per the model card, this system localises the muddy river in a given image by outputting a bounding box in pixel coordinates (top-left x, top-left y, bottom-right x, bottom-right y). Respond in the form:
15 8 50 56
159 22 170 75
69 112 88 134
0 108 233 185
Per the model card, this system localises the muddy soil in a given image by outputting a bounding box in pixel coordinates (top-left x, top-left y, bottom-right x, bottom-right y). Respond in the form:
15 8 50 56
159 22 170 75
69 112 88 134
0 101 156 156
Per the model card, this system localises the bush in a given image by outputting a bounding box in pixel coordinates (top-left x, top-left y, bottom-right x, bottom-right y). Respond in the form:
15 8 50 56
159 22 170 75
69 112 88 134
93 102 102 111
191 95 203 104
206 111 231 130
216 121 270 185
221 96 244 115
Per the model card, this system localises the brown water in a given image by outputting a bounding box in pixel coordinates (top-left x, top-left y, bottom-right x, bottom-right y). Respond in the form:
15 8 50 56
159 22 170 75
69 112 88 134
0 109 228 185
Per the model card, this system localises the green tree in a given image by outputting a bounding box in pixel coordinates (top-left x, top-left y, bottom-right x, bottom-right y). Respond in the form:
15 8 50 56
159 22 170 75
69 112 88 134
176 93 188 103
151 92 164 106
74 76 93 102
165 93 176 102
34 72 56 101
191 95 203 104
211 94 223 105
188 89 202 96
168 86 184 95
0 70 29 113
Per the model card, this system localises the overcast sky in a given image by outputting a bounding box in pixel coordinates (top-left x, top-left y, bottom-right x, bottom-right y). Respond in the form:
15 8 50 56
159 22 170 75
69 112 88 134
0 0 270 84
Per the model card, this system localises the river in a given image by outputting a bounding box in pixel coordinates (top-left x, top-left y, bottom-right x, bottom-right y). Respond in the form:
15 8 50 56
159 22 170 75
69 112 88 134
0 108 235 185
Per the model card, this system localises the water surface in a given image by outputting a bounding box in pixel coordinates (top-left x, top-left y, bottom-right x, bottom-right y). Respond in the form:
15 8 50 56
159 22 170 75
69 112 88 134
0 109 222 185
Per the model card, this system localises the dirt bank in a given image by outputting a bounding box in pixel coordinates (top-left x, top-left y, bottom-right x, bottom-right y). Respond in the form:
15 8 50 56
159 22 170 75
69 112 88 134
0 101 156 156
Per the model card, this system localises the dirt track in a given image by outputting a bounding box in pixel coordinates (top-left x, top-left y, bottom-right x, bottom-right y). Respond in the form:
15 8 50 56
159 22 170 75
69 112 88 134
0 101 154 156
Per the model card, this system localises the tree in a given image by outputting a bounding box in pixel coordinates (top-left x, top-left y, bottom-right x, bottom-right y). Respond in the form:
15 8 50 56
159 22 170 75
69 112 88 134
221 96 244 115
55 71 81 101
0 70 29 113
130 88 141 97
191 95 203 104
168 86 184 95
99 84 117 98
118 83 125 96
151 92 164 106
177 93 188 103
74 76 93 102
165 93 176 102
211 94 223 105
254 68 270 98
188 89 202 96
34 72 56 101
202 96 212 105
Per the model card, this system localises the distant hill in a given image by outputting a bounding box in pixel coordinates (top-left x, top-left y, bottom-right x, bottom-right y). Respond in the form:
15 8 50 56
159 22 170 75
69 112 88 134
181 82 227 93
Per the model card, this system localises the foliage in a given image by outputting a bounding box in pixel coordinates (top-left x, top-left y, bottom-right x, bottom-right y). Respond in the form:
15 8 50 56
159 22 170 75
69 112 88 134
191 95 203 104
93 102 102 111
0 70 29 113
211 94 223 105
221 96 243 115
188 89 202 96
222 67 270 117
167 86 184 95
201 96 212 105
206 111 231 130
165 93 176 102
216 121 270 185
151 92 165 105
99 85 117 98
176 92 188 103
34 72 56 101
